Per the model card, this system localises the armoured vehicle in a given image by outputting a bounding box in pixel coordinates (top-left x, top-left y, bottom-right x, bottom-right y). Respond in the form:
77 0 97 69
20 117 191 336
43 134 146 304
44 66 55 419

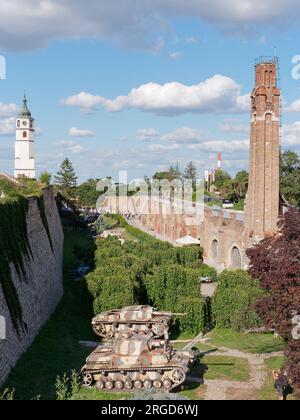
81 334 197 392
92 305 185 339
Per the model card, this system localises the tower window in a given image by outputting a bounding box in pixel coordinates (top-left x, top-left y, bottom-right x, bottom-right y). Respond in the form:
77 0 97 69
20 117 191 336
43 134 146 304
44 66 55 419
23 131 27 138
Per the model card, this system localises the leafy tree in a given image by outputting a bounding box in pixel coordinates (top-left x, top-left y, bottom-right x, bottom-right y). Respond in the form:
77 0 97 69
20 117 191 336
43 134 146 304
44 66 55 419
280 150 300 207
76 179 100 207
184 161 198 182
54 158 78 198
247 208 300 398
39 172 52 186
214 169 231 191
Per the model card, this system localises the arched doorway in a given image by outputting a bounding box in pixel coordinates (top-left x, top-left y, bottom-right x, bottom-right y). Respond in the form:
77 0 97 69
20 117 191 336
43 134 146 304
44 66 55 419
211 239 220 261
231 246 242 269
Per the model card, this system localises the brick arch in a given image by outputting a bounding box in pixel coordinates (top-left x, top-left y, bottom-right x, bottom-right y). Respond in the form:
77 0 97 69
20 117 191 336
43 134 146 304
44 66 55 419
211 238 220 261
229 244 242 269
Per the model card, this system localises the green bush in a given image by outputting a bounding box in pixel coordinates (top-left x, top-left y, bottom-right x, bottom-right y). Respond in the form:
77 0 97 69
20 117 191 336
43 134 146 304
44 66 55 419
212 270 263 331
86 224 208 334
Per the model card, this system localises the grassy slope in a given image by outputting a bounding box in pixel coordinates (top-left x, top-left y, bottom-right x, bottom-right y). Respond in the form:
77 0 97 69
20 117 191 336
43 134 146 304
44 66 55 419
191 355 250 382
208 329 284 354
2 230 95 400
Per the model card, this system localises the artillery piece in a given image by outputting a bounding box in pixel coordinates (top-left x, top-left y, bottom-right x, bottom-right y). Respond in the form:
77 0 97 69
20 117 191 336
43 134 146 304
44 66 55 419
92 305 185 340
81 334 200 393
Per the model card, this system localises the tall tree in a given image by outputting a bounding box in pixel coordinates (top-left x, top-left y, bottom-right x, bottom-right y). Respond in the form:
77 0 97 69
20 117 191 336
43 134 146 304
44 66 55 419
214 169 231 191
54 158 78 198
247 209 300 399
184 161 198 182
280 150 300 207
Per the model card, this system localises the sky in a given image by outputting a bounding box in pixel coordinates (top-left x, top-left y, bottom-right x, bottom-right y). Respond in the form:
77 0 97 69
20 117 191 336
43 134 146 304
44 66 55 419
1 0 300 182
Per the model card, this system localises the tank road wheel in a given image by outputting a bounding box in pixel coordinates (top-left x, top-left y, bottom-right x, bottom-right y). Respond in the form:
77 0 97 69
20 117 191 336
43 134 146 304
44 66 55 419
93 323 106 337
163 379 172 391
153 380 162 389
134 380 143 390
96 380 105 391
171 369 186 385
106 330 114 340
82 373 93 388
124 380 133 390
152 321 168 337
143 380 152 389
115 381 124 391
105 380 114 391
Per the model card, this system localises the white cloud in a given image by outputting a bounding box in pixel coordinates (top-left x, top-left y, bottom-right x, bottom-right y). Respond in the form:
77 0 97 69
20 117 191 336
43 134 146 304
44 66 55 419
148 143 180 152
57 140 85 154
161 126 205 143
169 51 182 60
0 1 298 51
0 102 18 118
0 117 15 136
284 99 300 113
220 122 249 134
185 36 198 44
69 127 95 138
136 128 158 141
189 139 249 153
282 122 300 146
63 75 250 116
61 92 104 114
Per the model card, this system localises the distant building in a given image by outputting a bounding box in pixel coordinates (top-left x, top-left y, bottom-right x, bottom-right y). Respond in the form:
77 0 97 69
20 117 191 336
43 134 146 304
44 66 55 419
14 95 36 179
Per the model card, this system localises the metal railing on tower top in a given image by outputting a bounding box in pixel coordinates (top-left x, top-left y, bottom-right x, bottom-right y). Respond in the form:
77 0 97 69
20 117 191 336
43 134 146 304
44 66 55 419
255 56 279 66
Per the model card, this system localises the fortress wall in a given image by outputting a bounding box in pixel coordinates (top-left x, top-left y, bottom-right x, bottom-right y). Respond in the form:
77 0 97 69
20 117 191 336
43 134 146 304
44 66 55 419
0 186 64 386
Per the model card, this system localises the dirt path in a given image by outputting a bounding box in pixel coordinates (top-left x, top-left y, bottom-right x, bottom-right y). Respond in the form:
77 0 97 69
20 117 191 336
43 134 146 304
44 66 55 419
189 347 284 401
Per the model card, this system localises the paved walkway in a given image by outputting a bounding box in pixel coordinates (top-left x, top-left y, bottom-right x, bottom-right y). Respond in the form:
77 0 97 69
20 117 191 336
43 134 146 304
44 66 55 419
190 346 284 400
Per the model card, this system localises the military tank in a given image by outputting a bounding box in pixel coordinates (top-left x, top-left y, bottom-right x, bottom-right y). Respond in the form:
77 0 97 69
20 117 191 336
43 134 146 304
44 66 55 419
80 334 196 392
92 305 185 339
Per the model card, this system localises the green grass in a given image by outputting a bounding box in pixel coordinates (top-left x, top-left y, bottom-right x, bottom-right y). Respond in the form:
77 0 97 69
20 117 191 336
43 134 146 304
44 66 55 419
256 356 294 401
71 388 129 400
179 382 206 400
2 229 95 400
191 355 250 382
208 329 284 354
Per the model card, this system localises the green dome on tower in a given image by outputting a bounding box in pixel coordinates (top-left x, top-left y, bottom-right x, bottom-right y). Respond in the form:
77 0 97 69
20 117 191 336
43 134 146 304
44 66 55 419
19 94 32 117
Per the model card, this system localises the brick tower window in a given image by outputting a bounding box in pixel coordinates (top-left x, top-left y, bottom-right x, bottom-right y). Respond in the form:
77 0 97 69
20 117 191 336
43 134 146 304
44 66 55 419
211 240 219 260
231 246 242 269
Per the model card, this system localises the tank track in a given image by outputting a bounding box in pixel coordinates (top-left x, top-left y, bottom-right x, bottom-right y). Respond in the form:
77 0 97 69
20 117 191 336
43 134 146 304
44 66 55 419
92 319 169 339
81 366 186 392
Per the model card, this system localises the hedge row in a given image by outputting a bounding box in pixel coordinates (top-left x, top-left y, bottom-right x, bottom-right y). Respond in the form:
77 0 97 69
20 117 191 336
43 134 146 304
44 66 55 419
211 270 264 331
86 230 215 334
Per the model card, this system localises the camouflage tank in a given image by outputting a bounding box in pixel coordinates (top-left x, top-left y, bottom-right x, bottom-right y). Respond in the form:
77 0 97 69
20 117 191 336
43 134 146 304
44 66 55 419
81 334 196 392
92 305 184 339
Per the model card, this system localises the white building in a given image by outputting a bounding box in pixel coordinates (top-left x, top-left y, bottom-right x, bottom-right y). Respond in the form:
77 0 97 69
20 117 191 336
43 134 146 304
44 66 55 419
14 95 36 179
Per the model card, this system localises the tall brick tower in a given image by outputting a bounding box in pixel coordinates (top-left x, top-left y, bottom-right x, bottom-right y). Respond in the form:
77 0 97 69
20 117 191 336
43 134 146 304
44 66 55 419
245 58 281 239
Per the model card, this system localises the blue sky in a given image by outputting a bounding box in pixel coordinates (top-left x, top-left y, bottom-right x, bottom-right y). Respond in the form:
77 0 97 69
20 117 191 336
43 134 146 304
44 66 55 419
1 1 300 182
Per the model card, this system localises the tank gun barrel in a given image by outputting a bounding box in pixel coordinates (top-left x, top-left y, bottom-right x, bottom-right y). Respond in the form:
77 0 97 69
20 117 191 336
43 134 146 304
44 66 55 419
169 338 210 345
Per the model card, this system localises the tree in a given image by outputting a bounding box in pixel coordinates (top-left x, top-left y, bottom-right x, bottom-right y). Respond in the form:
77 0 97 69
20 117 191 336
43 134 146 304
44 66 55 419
247 208 300 399
184 161 198 182
54 158 78 198
214 169 231 191
280 150 300 207
76 179 100 207
39 172 52 186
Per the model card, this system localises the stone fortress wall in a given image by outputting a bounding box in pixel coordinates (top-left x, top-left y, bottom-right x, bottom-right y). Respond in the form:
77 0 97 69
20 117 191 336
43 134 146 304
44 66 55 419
0 186 64 386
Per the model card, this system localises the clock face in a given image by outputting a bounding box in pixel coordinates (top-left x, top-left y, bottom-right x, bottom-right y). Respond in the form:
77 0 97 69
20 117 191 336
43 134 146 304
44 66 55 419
22 121 27 127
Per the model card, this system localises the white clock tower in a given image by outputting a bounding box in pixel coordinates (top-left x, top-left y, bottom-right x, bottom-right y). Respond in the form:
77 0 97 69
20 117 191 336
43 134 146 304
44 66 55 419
14 95 36 179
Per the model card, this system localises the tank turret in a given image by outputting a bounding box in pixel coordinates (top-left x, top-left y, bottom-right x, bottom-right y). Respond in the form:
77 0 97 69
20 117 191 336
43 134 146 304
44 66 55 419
81 334 197 392
92 305 184 339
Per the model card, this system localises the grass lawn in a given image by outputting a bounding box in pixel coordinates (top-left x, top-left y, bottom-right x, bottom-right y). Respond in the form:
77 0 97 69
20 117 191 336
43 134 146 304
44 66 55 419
256 356 294 401
208 329 284 354
179 382 207 400
71 388 129 400
2 229 96 400
191 355 250 382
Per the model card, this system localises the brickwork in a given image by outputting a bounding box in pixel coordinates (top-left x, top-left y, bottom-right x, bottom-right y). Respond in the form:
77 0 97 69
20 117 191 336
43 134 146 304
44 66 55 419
0 186 64 386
